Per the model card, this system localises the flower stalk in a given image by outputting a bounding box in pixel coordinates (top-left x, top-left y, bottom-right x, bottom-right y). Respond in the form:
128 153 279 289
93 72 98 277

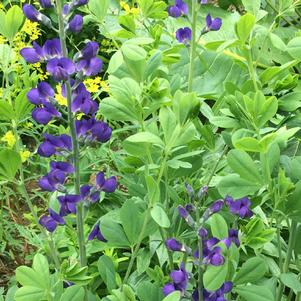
55 0 86 267
188 0 198 92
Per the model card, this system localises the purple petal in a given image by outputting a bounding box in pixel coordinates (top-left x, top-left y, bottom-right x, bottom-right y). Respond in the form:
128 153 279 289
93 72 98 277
32 107 53 125
23 4 40 22
20 47 41 63
69 15 83 33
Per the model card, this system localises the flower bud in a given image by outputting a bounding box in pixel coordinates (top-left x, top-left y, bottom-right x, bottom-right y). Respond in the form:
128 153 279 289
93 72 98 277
68 15 83 33
165 238 185 252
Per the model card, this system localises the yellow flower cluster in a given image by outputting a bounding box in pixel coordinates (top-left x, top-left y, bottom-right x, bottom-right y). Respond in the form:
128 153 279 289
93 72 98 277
31 62 49 80
55 85 67 106
1 131 16 148
22 20 41 41
120 1 139 15
84 77 109 93
20 150 31 163
0 35 6 44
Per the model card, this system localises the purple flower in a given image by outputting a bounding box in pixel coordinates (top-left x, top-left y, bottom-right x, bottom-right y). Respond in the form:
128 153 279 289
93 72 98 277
205 14 222 31
165 238 184 252
80 185 100 203
39 170 66 191
77 57 103 76
71 89 98 115
32 102 61 125
58 194 81 216
23 4 41 22
27 82 54 105
68 15 83 33
63 4 70 15
222 229 240 248
176 27 192 44
50 161 74 173
197 281 233 301
20 42 43 63
168 0 188 18
39 0 53 8
39 208 65 232
225 196 253 219
88 223 107 242
38 133 72 157
185 183 194 199
95 172 117 193
43 38 62 59
210 200 224 214
198 227 208 238
162 263 188 296
47 57 75 81
72 0 88 7
80 42 99 60
76 118 112 142
200 0 207 3
178 205 188 219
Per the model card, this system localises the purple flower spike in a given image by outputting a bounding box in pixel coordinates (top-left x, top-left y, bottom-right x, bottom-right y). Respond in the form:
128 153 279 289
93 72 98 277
80 42 99 60
32 104 60 125
38 134 72 157
27 81 54 105
47 57 75 81
68 15 83 33
40 0 53 8
206 14 222 31
23 4 41 22
168 0 188 18
88 223 107 242
80 185 100 203
71 90 98 115
226 196 253 219
198 227 208 238
165 238 184 252
176 27 192 44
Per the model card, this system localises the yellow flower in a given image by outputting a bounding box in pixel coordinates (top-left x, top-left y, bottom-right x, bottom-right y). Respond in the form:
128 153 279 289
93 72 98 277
20 150 31 163
22 20 41 41
100 80 109 92
84 77 102 93
55 85 67 106
76 112 85 120
1 131 16 148
120 1 139 15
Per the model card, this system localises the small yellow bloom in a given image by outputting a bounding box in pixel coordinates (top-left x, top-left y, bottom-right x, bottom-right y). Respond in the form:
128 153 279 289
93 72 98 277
0 35 6 44
76 112 85 120
55 85 67 106
20 150 31 163
1 131 16 148
22 20 41 41
84 77 102 93
120 1 139 15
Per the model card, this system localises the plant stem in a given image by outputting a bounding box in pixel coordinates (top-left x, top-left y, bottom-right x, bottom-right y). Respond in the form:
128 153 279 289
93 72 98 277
196 200 203 301
246 46 259 92
188 0 198 92
276 220 297 301
55 0 86 267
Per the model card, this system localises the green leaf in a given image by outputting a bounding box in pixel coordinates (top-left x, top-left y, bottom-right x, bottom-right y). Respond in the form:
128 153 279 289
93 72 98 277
204 263 228 291
227 149 262 183
88 0 109 22
137 281 163 301
287 37 301 59
279 92 301 112
120 199 143 246
122 43 147 61
0 101 15 121
16 266 46 289
151 205 170 228
14 286 45 301
210 214 228 239
32 254 50 286
0 150 22 181
241 0 261 15
280 273 301 292
2 6 24 40
100 215 130 248
269 33 287 51
126 132 164 147
234 137 263 152
97 256 117 292
14 90 33 121
234 257 267 285
146 175 160 204
59 286 85 301
235 285 274 301
217 174 261 198
235 13 256 42
162 291 181 301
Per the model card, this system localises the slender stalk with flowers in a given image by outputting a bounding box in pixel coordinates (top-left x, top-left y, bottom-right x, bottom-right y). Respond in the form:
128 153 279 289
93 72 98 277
20 0 117 284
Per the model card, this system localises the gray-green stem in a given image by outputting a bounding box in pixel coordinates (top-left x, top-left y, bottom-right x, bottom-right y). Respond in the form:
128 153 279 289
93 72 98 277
276 220 297 301
56 0 86 268
188 0 198 92
196 206 204 301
